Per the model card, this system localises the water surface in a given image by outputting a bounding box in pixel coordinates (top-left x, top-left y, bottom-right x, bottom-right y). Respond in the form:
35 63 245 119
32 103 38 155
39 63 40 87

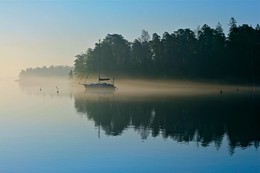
0 79 259 173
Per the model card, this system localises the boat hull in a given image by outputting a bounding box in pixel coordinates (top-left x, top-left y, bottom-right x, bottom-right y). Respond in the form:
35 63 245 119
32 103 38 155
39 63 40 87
82 83 116 93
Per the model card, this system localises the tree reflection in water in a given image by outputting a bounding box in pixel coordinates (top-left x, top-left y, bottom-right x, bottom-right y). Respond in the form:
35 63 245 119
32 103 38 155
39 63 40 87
74 93 260 154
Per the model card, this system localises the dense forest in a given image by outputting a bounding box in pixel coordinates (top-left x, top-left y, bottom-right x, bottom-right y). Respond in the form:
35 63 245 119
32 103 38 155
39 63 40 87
19 65 73 79
74 18 260 84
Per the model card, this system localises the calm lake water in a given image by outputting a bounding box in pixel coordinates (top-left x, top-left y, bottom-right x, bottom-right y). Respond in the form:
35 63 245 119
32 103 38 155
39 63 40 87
0 79 259 173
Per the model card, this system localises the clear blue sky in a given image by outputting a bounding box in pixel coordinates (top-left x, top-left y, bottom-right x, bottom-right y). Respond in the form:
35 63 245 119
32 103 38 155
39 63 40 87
0 0 259 77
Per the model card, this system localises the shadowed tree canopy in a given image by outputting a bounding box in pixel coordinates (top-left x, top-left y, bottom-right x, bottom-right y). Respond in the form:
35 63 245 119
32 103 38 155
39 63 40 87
139 29 150 43
74 18 260 84
229 17 237 32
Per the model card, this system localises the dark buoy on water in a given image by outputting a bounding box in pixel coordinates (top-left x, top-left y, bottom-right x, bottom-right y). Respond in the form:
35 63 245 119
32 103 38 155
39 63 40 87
220 89 223 94
236 88 239 92
56 86 59 94
40 87 42 91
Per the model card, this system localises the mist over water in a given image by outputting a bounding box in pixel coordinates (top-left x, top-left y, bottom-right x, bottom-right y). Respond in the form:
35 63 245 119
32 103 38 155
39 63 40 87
0 77 259 173
73 77 258 97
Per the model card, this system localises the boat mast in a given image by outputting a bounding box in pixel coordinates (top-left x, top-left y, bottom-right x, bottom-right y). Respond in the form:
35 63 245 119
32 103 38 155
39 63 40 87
98 39 101 83
98 97 100 138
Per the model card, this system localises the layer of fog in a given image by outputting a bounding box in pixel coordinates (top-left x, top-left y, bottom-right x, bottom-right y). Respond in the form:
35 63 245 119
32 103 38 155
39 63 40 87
17 76 258 99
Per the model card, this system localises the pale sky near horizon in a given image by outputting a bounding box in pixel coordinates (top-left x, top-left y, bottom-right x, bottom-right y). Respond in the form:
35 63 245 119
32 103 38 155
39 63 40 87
0 0 259 78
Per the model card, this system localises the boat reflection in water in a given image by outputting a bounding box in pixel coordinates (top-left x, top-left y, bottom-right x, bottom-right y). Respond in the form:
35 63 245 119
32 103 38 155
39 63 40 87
74 92 260 155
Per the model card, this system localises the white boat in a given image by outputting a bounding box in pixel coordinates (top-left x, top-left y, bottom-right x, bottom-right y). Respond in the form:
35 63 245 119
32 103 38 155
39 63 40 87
81 78 115 91
80 40 116 91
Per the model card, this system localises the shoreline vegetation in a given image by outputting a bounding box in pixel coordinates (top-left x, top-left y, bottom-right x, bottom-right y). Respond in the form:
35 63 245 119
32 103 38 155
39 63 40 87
72 18 260 85
19 18 260 87
19 65 73 80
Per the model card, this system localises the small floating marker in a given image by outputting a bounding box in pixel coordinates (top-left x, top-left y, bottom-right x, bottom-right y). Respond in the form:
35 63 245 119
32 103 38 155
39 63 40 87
220 90 223 94
236 88 239 92
40 87 42 91
56 86 59 94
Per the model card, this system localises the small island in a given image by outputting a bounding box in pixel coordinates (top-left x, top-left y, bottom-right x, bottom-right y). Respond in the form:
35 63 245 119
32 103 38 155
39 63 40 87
19 65 73 80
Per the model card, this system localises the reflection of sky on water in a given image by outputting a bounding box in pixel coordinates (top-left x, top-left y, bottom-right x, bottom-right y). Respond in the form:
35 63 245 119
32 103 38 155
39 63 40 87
0 79 259 173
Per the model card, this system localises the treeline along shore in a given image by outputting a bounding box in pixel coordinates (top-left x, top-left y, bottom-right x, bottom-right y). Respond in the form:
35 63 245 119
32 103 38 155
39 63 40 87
19 65 73 79
74 18 260 85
